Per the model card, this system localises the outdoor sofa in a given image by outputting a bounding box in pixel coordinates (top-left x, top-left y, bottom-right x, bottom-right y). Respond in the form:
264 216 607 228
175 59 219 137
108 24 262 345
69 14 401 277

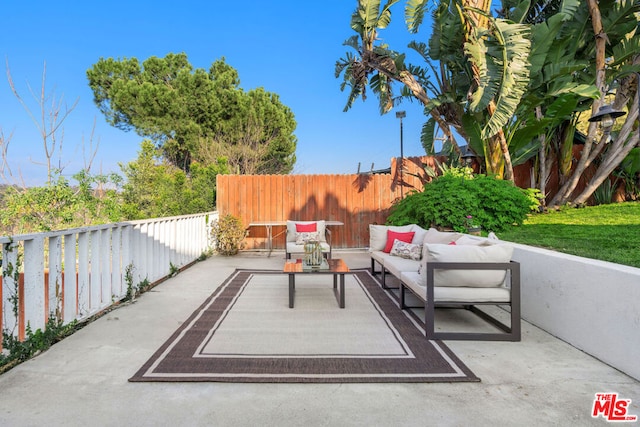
369 224 521 341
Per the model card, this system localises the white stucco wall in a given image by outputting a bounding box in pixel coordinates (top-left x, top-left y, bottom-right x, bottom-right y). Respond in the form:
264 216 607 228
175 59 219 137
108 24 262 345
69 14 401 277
509 243 640 381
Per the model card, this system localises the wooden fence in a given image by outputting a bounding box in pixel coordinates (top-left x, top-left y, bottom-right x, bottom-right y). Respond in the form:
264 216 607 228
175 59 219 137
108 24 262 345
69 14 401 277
217 174 393 249
215 150 601 251
216 157 440 250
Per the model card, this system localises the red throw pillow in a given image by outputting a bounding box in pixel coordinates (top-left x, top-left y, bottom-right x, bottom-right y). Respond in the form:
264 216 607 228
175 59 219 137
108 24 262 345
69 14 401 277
383 230 415 253
296 222 317 232
448 241 457 245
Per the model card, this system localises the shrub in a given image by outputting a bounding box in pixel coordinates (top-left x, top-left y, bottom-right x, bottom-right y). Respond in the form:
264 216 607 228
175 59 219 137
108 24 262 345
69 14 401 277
386 172 534 232
210 214 246 255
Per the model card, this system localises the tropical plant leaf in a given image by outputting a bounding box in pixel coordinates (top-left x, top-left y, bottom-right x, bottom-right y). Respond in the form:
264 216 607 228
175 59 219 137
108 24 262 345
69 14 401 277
405 0 433 33
510 139 539 166
545 93 579 115
461 114 484 155
378 0 401 29
601 0 640 43
511 0 532 23
480 20 532 140
465 29 500 113
611 37 640 68
420 117 436 154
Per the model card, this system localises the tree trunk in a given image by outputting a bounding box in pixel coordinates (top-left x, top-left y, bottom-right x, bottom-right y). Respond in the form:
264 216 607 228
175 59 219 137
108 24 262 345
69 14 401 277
548 0 607 207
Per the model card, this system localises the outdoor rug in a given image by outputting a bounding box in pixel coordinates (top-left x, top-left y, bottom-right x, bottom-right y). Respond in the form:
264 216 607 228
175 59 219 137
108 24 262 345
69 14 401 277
129 269 479 383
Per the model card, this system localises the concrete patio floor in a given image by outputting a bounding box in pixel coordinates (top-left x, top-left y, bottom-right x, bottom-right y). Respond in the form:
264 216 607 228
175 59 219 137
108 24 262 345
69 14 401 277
0 250 638 427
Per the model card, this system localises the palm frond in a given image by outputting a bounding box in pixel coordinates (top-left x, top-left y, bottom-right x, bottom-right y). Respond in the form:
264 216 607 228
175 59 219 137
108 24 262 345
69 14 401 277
480 20 532 140
543 93 580 120
378 0 402 29
545 83 600 99
370 73 395 113
429 0 462 61
420 117 437 154
611 37 640 67
405 0 433 33
601 0 640 43
342 35 361 51
465 29 500 113
510 139 539 166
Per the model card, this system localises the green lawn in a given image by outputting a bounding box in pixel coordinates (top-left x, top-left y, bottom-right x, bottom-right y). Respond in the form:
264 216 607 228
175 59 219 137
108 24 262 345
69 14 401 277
496 202 640 268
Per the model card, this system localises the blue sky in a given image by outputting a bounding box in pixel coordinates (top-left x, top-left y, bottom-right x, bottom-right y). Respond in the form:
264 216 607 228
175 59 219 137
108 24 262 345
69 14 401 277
1 1 433 186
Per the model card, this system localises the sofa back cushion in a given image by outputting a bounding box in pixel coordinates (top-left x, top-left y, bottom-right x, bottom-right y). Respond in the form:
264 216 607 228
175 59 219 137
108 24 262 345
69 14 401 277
287 220 326 242
423 228 464 244
419 243 514 287
455 235 492 246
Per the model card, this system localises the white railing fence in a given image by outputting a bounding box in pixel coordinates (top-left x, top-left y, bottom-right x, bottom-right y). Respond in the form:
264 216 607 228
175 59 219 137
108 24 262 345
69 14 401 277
0 211 218 346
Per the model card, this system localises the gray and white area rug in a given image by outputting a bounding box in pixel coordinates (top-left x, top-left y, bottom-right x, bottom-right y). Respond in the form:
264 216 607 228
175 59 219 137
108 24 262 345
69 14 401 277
129 269 479 383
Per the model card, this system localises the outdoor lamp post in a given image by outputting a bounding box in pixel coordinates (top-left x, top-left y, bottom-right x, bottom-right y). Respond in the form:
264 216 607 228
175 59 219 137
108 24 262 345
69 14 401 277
396 110 406 198
461 146 475 167
588 104 626 128
588 72 640 136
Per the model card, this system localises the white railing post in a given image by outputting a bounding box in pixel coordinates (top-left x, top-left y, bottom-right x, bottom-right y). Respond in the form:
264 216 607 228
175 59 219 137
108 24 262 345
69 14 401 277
23 237 46 333
1 241 20 337
90 229 101 313
63 233 77 322
77 231 90 317
111 226 123 299
48 235 63 319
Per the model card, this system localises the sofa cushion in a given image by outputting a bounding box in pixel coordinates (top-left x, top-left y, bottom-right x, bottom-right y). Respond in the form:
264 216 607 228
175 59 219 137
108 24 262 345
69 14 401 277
286 241 331 255
423 228 464 244
418 243 513 287
384 255 421 278
400 271 511 303
409 225 428 245
383 230 415 253
287 220 326 242
455 235 492 246
369 224 414 251
295 231 321 245
389 239 422 261
295 222 317 232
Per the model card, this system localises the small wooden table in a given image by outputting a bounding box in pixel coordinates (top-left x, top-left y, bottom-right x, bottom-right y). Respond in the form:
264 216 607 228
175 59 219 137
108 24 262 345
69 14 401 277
283 258 351 308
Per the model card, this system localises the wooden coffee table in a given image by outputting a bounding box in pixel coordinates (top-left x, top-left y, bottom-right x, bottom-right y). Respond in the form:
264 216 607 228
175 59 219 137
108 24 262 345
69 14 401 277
283 258 351 308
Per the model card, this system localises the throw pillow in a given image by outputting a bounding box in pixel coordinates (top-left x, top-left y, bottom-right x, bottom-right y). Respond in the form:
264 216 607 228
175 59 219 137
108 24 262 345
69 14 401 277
369 224 413 251
295 231 320 245
390 239 422 261
296 222 317 232
383 230 415 253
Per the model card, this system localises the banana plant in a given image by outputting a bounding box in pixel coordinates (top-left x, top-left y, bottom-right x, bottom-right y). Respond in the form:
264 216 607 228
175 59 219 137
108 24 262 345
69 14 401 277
337 0 533 181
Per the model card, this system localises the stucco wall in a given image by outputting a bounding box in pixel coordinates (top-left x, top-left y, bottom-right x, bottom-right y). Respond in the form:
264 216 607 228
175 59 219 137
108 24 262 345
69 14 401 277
510 243 640 381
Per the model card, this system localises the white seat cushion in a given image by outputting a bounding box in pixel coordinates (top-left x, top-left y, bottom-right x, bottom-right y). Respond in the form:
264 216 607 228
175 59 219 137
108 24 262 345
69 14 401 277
286 241 331 255
400 271 511 303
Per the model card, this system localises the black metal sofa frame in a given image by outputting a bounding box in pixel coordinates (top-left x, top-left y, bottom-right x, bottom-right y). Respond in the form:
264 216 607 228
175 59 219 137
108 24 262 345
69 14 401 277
398 260 521 341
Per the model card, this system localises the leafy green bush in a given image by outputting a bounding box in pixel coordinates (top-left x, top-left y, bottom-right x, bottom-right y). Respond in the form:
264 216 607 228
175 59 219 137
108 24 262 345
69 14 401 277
386 172 534 232
210 214 247 255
